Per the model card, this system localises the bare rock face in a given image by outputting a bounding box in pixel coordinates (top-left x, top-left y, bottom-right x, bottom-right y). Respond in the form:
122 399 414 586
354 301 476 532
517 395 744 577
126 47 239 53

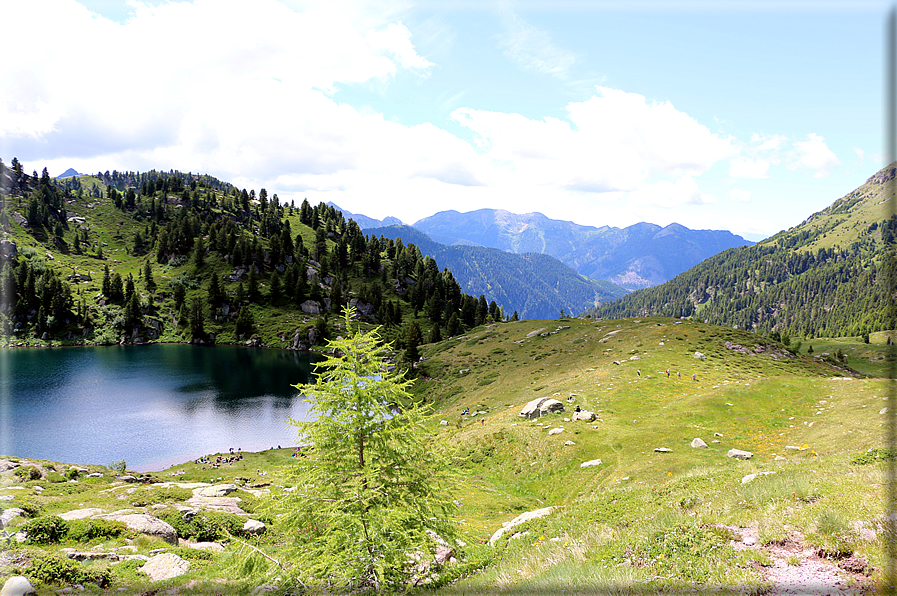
59 508 106 521
140 553 190 581
193 484 238 497
489 506 555 545
0 508 24 528
519 397 565 419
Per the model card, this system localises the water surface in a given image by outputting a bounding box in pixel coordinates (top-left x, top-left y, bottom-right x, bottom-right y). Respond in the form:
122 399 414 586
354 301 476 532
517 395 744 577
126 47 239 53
0 344 318 471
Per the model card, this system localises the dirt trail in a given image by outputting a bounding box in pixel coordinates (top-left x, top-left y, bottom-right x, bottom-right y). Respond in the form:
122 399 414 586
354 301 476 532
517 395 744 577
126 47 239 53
728 525 871 595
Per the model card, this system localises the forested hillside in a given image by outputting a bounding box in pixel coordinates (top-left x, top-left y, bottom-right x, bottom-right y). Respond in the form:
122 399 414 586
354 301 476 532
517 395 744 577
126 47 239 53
366 224 627 319
587 163 897 338
0 158 508 357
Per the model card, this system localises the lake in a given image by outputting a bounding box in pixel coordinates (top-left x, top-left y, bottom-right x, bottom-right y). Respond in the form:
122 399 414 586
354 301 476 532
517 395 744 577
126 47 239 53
0 344 319 472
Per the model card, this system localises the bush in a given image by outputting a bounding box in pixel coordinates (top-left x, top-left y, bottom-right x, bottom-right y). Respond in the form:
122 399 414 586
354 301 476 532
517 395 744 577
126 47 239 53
66 468 82 480
45 471 67 483
108 459 127 474
14 466 41 481
21 516 69 544
24 552 111 588
66 518 130 543
157 510 245 542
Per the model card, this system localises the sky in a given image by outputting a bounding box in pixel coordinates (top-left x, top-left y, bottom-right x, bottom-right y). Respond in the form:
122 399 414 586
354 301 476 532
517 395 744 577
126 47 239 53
0 0 890 241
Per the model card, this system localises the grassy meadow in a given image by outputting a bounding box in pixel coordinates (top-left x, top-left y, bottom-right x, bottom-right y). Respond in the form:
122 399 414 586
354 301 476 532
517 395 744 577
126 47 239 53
0 316 893 594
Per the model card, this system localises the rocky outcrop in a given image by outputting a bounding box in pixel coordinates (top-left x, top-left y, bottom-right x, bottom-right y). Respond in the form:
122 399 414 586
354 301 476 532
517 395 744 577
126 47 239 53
193 484 238 497
519 397 564 419
0 508 24 528
727 448 754 461
140 553 190 581
94 513 178 545
58 508 106 521
0 576 34 596
489 506 555 545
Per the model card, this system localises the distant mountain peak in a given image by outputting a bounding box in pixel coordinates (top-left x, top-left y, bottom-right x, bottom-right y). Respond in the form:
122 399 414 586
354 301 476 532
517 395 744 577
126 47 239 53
55 168 82 179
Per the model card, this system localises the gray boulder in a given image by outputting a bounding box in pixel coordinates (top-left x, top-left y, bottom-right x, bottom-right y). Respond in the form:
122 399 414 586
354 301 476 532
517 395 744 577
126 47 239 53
519 397 565 419
243 519 266 535
580 459 602 468
691 438 708 449
95 514 178 545
140 553 190 581
0 576 34 596
0 508 24 528
572 410 596 422
727 448 754 460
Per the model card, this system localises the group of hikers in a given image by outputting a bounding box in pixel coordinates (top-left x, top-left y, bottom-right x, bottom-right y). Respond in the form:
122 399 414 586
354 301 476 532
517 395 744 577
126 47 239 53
636 368 698 381
195 448 244 470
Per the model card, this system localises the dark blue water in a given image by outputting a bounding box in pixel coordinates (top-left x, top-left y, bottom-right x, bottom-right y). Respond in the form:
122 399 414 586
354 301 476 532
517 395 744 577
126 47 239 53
0 345 318 472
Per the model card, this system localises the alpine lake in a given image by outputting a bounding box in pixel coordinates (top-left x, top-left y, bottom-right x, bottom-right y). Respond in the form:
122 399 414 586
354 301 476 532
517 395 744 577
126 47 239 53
0 344 319 471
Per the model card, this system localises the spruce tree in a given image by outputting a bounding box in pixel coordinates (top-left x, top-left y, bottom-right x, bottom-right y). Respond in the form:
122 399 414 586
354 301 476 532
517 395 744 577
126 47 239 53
281 307 457 592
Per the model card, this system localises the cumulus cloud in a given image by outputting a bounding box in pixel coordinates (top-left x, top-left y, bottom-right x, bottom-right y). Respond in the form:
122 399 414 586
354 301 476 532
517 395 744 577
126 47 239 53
729 188 751 203
451 86 736 194
728 158 770 179
788 133 840 178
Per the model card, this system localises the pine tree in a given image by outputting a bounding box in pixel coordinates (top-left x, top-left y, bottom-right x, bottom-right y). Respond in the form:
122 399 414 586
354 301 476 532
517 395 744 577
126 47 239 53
280 307 457 592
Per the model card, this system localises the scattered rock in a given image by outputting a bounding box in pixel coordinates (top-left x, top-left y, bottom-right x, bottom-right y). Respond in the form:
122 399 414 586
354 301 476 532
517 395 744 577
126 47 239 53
564 440 575 446
59 508 106 521
727 448 754 460
694 351 706 359
741 471 776 484
519 397 565 419
140 553 190 581
187 541 224 552
488 506 555 545
94 514 178 545
654 447 672 453
193 484 238 497
691 438 708 449
572 410 597 422
0 508 24 528
548 428 564 435
580 459 602 468
186 495 245 514
0 576 34 596
243 519 266 535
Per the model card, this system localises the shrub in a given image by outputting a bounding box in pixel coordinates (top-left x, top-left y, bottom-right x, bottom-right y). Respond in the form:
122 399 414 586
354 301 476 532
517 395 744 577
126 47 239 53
66 519 130 543
851 447 897 465
14 466 41 481
45 471 67 483
24 552 111 588
21 516 69 544
157 510 245 542
66 468 82 480
108 459 127 474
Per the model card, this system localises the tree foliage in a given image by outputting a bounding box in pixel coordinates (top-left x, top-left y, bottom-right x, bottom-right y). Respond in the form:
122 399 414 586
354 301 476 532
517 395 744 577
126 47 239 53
281 308 457 592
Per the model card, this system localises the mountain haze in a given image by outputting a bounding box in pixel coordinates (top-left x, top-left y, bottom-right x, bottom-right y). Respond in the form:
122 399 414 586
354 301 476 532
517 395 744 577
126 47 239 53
412 209 753 290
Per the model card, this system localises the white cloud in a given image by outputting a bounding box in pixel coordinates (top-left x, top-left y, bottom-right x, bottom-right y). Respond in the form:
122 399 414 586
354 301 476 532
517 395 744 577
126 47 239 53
451 86 736 194
729 188 751 203
628 175 716 208
729 158 770 179
853 147 865 161
498 12 578 78
788 133 840 178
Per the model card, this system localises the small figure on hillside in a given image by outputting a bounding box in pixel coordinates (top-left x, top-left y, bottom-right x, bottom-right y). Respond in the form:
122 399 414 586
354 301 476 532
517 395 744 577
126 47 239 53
480 418 485 425
677 371 681 379
692 373 697 381
666 368 670 377
637 369 641 377
575 405 581 413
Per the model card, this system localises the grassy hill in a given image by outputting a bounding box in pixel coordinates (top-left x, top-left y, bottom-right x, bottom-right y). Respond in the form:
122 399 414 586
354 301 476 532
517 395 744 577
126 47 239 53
0 316 890 594
587 163 897 339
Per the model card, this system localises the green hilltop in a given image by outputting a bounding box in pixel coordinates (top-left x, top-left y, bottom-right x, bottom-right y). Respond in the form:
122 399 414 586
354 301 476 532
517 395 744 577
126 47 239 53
588 163 897 339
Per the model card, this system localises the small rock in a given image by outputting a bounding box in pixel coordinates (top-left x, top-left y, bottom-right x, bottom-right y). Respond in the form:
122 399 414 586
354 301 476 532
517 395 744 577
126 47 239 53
714 432 723 437
690 438 708 449
694 351 706 359
0 508 25 528
564 440 575 446
0 576 35 596
243 519 266 535
727 448 753 460
741 471 775 484
580 459 602 468
548 428 564 435
572 410 597 422
439 420 447 426
654 447 672 453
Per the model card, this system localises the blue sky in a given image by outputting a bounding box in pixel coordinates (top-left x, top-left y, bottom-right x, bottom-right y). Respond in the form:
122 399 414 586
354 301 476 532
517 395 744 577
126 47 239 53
0 0 889 240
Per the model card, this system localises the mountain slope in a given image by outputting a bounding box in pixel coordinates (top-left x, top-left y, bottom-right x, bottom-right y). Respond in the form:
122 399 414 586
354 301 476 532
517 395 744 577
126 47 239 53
587 163 897 338
365 224 628 319
412 209 753 289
